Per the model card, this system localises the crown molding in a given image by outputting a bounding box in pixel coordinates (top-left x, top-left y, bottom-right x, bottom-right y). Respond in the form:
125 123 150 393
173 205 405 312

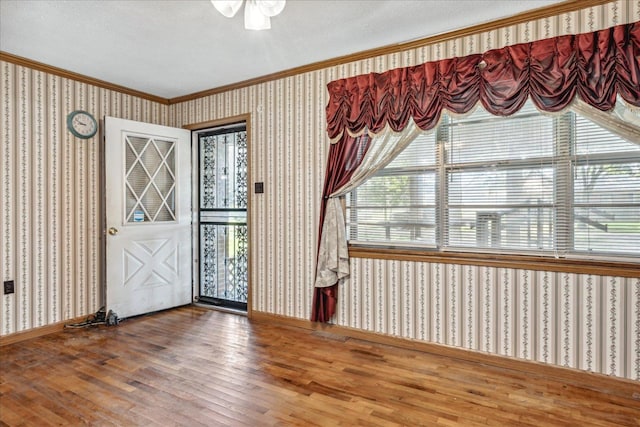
0 51 170 105
168 0 614 104
1 0 615 105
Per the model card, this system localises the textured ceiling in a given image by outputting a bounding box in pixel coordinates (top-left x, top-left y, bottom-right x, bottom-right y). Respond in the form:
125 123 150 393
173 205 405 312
0 0 564 99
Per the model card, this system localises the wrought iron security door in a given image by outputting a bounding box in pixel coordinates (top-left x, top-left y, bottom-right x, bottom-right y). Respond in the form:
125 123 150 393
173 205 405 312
198 125 248 310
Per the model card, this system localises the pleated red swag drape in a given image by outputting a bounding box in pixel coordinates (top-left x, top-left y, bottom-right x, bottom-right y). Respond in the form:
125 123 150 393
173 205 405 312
312 21 640 322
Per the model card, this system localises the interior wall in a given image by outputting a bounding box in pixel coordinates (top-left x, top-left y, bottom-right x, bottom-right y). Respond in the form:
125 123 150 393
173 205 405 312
1 0 637 381
171 0 639 381
342 259 638 380
0 63 169 335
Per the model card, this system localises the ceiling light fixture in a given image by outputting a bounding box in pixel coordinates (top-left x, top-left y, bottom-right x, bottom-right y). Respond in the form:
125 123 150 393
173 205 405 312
211 0 286 31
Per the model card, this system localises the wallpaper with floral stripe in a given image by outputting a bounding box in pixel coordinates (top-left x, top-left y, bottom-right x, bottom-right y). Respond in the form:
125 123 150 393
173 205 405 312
341 260 638 379
0 67 169 334
2 1 638 381
172 0 639 381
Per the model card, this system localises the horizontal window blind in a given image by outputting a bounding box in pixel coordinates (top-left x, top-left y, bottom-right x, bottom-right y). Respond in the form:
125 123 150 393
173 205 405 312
572 113 640 255
346 100 640 259
443 103 565 254
347 133 437 246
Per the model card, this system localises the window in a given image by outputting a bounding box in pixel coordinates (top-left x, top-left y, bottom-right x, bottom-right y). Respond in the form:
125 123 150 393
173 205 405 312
346 101 640 259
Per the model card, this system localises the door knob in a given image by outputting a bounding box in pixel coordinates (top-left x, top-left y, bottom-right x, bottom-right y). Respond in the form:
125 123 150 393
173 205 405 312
108 227 118 236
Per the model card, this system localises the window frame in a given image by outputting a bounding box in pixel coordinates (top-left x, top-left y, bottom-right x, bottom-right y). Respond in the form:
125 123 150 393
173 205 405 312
346 106 640 273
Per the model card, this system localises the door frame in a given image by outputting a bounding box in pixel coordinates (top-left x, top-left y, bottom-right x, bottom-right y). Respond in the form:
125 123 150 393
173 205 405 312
183 114 253 318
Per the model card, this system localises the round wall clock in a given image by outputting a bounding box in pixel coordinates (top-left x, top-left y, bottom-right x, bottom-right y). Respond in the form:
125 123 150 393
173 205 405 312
67 110 98 139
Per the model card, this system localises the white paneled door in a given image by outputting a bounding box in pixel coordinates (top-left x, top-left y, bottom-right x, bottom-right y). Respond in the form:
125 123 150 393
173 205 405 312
105 117 191 319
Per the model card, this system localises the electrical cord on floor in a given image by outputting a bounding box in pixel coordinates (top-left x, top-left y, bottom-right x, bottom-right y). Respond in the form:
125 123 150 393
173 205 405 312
64 307 120 328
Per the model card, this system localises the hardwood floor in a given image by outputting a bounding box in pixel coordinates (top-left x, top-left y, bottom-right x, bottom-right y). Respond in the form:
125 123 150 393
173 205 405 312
1 306 638 426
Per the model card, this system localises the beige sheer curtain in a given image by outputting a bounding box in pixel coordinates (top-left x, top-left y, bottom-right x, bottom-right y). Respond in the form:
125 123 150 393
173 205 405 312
315 121 423 288
571 98 640 144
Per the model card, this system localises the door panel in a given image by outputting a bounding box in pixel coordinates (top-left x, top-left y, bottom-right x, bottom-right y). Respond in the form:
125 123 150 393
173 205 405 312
105 117 191 319
197 125 248 309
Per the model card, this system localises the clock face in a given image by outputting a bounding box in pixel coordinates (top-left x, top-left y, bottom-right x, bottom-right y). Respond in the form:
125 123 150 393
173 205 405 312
67 110 98 139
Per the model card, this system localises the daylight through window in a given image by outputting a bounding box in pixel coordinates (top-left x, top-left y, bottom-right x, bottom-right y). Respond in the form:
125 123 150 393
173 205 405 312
346 101 640 259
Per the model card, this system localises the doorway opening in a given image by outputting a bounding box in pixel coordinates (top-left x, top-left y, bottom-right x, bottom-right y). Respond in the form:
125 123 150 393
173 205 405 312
194 122 248 312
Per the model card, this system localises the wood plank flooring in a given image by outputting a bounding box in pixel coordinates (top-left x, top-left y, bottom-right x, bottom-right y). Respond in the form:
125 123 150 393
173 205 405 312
1 306 639 426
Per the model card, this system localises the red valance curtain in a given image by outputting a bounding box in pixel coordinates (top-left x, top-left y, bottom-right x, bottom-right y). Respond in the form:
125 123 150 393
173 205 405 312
327 21 639 139
312 21 640 322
